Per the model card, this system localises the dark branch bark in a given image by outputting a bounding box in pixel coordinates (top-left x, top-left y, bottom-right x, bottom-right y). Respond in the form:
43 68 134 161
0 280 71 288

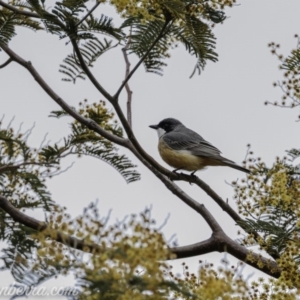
114 21 170 99
171 237 217 258
0 194 281 278
172 232 281 278
0 0 40 18
0 57 12 68
0 43 127 149
70 39 114 102
122 28 133 128
0 195 102 253
75 1 101 27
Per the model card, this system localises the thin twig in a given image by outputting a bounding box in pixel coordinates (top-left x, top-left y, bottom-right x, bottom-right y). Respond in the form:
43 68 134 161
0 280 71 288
0 42 124 147
0 57 12 69
75 1 101 27
114 21 170 99
70 39 115 102
122 27 133 127
0 162 56 174
0 0 40 18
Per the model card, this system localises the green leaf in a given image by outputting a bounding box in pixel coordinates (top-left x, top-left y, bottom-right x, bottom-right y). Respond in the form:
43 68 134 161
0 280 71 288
47 104 140 183
121 18 169 75
59 38 114 82
79 14 124 40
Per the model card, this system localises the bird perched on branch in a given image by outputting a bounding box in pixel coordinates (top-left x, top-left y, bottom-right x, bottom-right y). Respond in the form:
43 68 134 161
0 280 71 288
149 118 250 174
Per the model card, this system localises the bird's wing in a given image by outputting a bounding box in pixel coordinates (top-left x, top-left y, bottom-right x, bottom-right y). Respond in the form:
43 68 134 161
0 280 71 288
163 129 222 158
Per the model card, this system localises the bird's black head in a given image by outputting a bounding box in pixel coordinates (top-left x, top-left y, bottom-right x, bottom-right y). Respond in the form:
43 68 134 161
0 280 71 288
149 118 183 133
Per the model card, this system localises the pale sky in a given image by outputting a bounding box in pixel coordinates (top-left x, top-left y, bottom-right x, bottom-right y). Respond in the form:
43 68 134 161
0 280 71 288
1 0 300 298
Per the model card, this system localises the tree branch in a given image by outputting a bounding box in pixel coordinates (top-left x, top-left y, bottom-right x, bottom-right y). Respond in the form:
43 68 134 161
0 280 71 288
0 41 279 280
75 1 101 27
122 27 133 127
0 0 40 18
172 232 281 278
0 194 281 278
114 20 170 99
70 39 114 102
0 57 12 68
0 43 127 149
0 195 102 253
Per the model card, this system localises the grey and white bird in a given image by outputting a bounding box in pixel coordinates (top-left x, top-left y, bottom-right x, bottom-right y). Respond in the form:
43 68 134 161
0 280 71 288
149 118 249 174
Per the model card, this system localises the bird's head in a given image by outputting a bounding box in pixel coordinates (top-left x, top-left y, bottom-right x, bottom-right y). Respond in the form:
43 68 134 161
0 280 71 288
149 118 183 138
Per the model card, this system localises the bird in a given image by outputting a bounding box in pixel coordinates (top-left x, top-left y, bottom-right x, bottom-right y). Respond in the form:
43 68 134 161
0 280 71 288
149 118 250 174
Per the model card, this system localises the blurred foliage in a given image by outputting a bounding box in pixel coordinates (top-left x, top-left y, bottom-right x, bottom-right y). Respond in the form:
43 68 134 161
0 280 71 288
12 204 253 299
0 0 235 77
0 100 139 290
233 147 300 294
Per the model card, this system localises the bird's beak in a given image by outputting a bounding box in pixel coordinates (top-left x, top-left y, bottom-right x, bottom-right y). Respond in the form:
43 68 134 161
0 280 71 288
149 124 159 130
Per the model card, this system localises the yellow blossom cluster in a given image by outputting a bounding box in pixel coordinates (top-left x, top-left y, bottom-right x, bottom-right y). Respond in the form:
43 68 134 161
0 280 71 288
266 37 300 113
77 99 120 134
232 151 300 294
170 261 250 299
34 205 179 299
106 0 236 22
233 156 300 218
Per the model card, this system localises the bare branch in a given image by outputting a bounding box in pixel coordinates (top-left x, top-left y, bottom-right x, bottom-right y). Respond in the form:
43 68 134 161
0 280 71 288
163 179 223 232
0 0 40 18
75 1 101 27
0 195 102 253
114 20 170 99
171 233 281 278
70 39 115 102
122 27 133 127
0 194 280 278
0 43 127 149
0 57 12 68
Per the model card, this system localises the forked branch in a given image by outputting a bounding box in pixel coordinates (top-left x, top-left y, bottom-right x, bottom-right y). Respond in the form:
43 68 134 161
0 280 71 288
0 194 280 278
114 21 170 99
0 33 279 280
0 57 12 68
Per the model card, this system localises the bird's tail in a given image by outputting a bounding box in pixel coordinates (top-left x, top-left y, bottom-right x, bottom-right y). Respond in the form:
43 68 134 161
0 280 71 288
227 163 250 174
221 157 250 174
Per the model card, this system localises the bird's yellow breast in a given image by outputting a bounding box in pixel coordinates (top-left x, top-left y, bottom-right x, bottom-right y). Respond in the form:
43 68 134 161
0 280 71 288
158 138 206 171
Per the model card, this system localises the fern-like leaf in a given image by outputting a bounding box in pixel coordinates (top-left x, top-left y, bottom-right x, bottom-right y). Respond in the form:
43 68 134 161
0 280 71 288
79 14 123 40
0 10 16 44
121 14 217 76
59 38 113 82
46 104 140 183
121 18 169 75
175 16 217 76
282 48 300 71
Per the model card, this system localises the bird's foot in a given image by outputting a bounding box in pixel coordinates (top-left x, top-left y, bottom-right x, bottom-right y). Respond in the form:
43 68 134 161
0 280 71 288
169 168 182 181
189 171 197 185
190 171 197 177
172 168 182 173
